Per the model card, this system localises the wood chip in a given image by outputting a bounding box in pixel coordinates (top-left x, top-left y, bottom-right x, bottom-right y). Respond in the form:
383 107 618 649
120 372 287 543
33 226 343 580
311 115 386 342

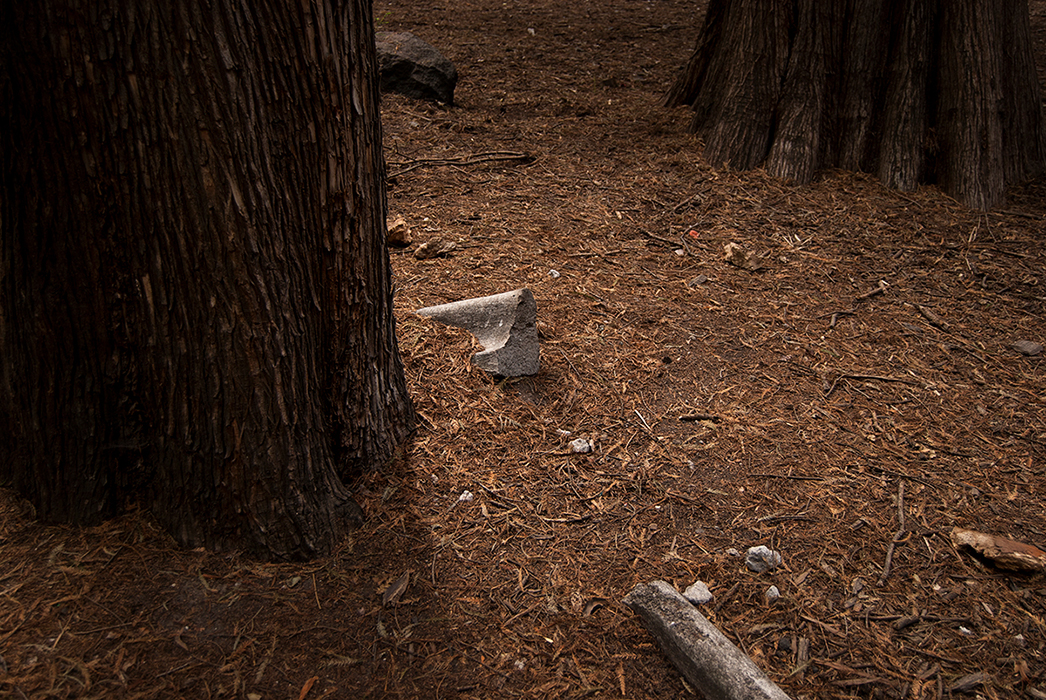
950 527 1046 572
948 671 987 693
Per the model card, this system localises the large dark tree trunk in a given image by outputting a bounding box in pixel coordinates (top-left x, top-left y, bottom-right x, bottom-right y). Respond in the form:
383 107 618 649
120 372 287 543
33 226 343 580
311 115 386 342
665 0 1046 210
0 0 413 560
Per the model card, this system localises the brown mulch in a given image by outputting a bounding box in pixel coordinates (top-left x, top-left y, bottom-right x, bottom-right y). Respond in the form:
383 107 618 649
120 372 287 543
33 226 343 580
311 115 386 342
3 0 1046 698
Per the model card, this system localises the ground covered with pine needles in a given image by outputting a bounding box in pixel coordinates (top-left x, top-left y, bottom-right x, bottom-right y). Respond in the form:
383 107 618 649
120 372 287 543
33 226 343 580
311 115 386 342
3 0 1046 698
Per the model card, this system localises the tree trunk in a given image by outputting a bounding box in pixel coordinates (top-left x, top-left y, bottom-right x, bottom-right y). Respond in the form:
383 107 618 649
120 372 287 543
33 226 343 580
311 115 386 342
665 0 1046 210
0 0 413 560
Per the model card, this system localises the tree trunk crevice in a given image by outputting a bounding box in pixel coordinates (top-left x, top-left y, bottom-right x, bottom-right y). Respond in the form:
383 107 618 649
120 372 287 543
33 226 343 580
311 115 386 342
1 0 413 560
666 0 1046 210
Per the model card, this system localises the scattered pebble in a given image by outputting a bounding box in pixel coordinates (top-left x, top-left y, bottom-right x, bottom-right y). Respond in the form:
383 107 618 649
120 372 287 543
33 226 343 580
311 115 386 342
766 585 781 602
746 545 783 573
725 547 741 557
569 438 593 453
684 581 714 605
548 269 561 278
448 489 474 511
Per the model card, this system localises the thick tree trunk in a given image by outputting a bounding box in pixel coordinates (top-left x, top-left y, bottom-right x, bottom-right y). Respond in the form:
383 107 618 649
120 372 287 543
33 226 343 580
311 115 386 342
665 0 1046 210
0 0 413 560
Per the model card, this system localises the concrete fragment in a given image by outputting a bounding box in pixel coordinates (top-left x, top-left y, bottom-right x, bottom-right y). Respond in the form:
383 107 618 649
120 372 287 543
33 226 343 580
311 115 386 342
417 289 539 376
623 581 791 700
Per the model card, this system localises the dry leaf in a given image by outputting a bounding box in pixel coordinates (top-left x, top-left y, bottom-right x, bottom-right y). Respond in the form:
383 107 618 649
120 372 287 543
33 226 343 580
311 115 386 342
414 239 458 259
723 242 763 271
296 675 319 700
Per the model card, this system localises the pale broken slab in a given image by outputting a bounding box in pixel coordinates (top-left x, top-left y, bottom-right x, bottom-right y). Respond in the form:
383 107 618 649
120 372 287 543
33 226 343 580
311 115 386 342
417 288 539 376
951 527 1046 572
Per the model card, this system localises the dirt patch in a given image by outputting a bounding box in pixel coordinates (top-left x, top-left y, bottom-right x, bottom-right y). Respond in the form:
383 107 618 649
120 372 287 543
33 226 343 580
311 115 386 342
3 1 1045 698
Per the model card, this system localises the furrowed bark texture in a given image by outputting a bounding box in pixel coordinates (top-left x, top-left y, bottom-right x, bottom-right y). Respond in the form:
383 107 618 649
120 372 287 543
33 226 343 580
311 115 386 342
666 0 1046 210
0 0 413 559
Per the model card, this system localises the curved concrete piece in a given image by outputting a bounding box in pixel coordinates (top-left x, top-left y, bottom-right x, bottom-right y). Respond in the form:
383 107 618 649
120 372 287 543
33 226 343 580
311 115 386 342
417 289 539 376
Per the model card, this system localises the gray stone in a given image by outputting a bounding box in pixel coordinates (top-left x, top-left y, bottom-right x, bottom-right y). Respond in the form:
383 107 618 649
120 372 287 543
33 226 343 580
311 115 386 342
745 546 783 573
417 289 539 376
375 32 458 105
683 581 714 605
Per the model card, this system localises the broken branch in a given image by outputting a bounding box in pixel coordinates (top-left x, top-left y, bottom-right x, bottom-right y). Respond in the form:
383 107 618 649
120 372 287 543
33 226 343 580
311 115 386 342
388 151 534 178
623 581 791 700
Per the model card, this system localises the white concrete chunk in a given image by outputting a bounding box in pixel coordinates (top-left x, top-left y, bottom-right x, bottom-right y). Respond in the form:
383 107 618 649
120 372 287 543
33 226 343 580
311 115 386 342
417 288 539 376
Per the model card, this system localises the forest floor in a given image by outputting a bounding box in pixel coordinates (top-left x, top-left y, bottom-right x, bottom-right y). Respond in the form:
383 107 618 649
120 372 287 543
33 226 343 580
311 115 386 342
3 0 1046 699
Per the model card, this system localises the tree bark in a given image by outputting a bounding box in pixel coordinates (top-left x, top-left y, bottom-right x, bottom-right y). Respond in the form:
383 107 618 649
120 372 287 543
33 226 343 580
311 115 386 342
665 0 1046 210
0 0 413 560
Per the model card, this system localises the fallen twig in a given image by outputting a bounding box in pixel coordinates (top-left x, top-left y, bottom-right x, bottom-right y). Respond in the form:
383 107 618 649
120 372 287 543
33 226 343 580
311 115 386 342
636 227 681 249
757 514 816 523
679 413 721 422
878 481 907 586
825 373 920 398
915 304 950 330
748 473 825 482
670 190 704 213
388 150 534 178
855 279 889 301
828 309 855 328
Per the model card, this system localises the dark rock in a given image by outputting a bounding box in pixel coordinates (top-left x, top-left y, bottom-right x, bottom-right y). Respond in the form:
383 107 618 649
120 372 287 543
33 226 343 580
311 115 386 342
375 32 458 105
1012 339 1042 356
